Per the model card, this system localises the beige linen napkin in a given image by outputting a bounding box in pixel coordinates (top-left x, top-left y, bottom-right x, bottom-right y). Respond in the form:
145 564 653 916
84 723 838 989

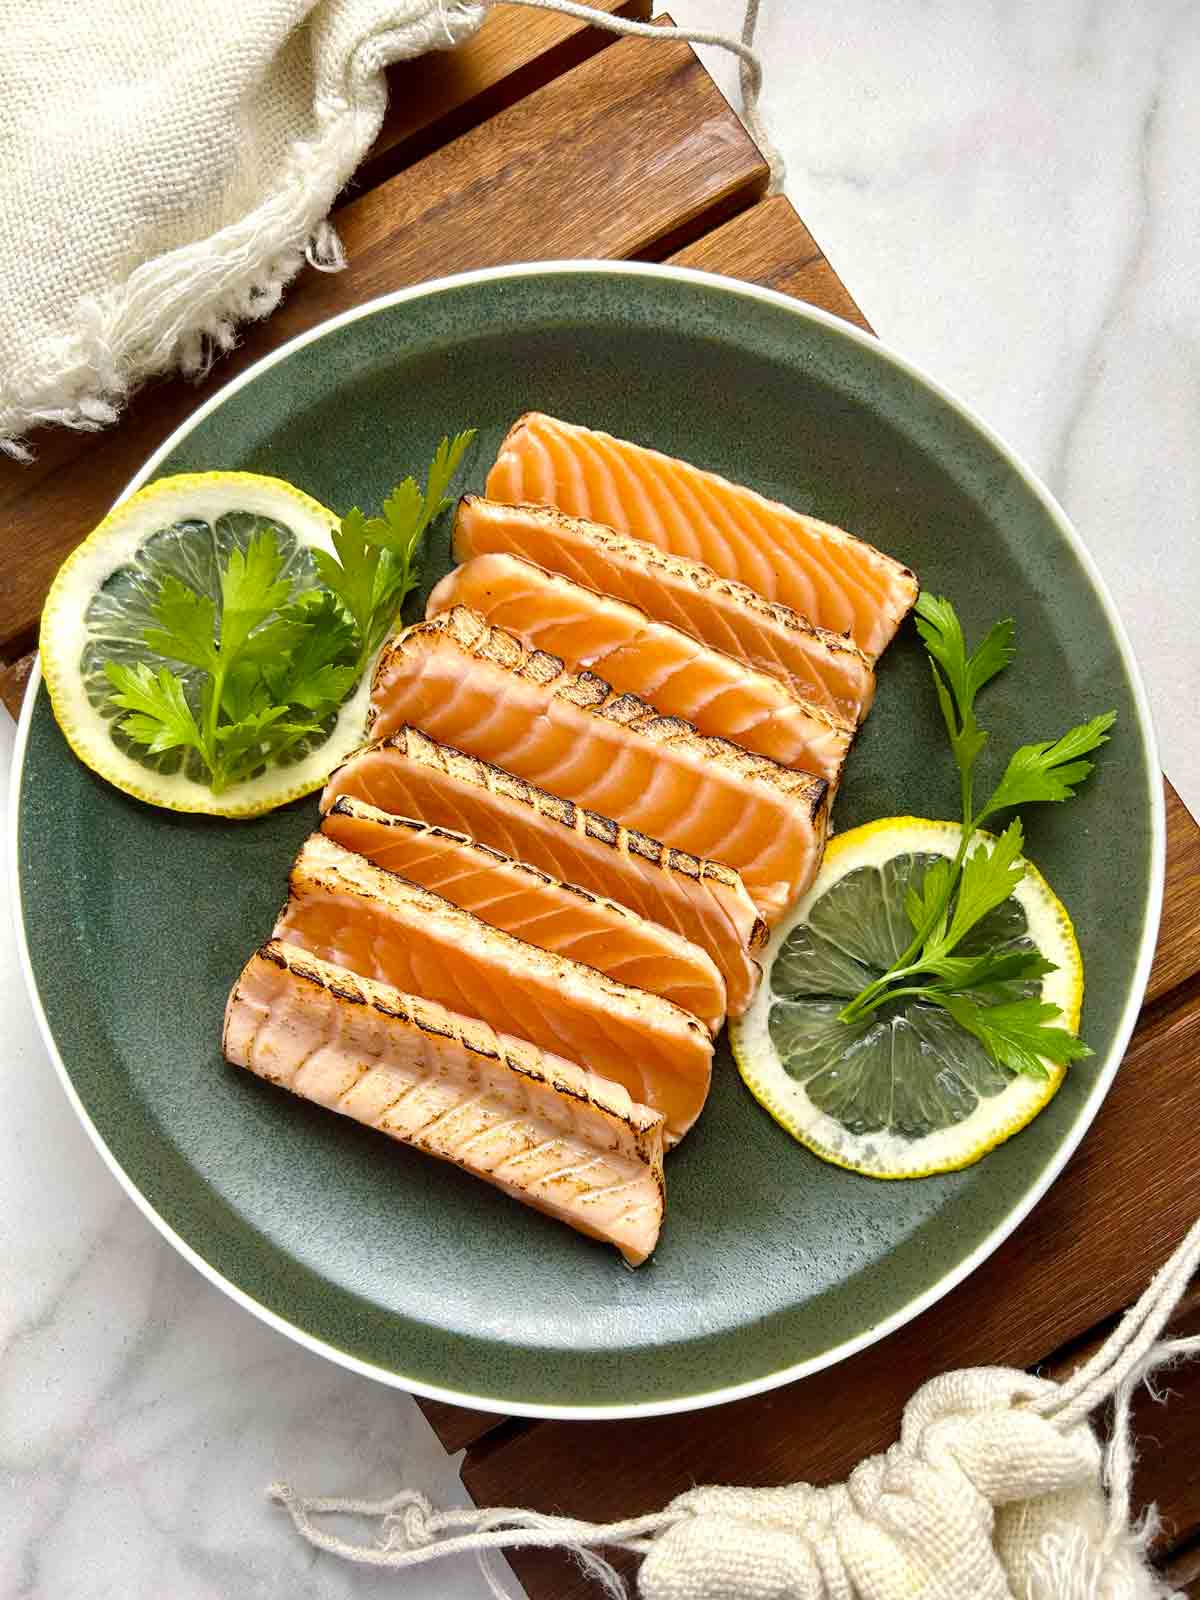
0 0 483 459
271 1218 1200 1599
0 0 774 462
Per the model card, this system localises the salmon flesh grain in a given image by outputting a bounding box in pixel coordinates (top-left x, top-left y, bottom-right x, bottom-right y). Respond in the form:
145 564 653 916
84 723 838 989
224 941 665 1265
322 795 727 1033
427 552 853 786
321 728 766 1017
367 607 830 924
273 832 713 1144
453 496 876 725
485 412 918 660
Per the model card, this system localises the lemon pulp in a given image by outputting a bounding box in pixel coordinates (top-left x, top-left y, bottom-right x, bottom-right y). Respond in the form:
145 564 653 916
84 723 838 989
730 817 1083 1178
40 473 373 818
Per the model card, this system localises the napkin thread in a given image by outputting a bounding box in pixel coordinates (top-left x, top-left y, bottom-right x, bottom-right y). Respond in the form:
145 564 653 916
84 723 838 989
268 1216 1200 1599
0 0 777 463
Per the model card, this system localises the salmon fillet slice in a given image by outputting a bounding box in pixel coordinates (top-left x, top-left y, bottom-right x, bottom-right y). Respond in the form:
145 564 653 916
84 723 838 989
453 497 875 725
321 728 766 1017
322 795 726 1034
486 412 918 660
274 833 712 1144
224 942 665 1265
367 607 830 924
428 552 853 786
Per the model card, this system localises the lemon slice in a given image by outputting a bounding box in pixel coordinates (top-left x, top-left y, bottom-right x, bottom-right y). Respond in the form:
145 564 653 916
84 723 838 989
730 817 1084 1178
40 472 372 818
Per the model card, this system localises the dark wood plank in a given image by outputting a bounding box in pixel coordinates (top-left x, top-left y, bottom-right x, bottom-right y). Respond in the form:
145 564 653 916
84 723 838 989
0 20 766 658
417 1398 511 1455
1042 1284 1200 1555
669 194 870 333
464 990 1200 1600
333 20 764 279
1163 1541 1200 1595
1149 781 1200 1003
361 0 652 186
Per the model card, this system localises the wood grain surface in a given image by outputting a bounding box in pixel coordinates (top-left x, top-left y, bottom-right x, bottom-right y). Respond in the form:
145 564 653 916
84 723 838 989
332 20 765 286
417 1400 512 1456
3 11 1198 1584
362 0 651 184
670 193 870 331
1149 781 1200 1004
1163 1543 1200 1598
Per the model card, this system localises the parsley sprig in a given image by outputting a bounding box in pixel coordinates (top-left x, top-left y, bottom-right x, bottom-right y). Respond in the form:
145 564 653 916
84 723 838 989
104 431 474 795
313 431 476 673
837 592 1115 1078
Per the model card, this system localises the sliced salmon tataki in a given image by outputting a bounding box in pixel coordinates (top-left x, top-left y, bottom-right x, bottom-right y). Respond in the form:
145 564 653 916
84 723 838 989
486 412 918 660
321 728 766 1016
427 553 853 786
274 833 712 1144
322 795 726 1033
224 942 665 1264
453 497 875 725
367 608 830 924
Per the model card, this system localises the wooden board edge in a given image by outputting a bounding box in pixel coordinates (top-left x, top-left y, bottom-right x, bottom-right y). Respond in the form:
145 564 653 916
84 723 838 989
1161 1539 1200 1594
417 1398 517 1455
668 194 872 333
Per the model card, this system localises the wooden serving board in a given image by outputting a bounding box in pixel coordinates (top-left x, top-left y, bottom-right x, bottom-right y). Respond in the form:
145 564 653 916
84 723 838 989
3 9 1198 1593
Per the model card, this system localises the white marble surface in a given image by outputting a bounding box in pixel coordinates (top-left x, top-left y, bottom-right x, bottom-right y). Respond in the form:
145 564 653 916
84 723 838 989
0 720 517 1599
691 0 1200 816
3 5 1199 1598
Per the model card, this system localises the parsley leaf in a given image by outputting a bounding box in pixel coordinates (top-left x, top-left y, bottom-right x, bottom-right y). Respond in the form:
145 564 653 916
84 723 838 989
904 855 954 945
914 592 1014 812
218 531 294 658
913 592 1015 707
214 706 321 786
262 590 359 715
312 509 380 649
363 480 424 555
315 429 476 667
142 575 219 675
915 946 1056 993
940 819 1027 951
935 994 1093 1079
978 712 1117 821
365 429 477 651
105 661 207 760
219 659 273 725
109 432 474 798
838 592 1114 1080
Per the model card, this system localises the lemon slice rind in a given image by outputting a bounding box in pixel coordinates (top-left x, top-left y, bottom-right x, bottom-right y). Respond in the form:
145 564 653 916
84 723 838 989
730 817 1083 1179
40 472 372 819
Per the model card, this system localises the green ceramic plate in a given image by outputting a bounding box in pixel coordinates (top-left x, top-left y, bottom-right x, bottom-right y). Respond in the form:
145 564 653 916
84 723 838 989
12 264 1163 1417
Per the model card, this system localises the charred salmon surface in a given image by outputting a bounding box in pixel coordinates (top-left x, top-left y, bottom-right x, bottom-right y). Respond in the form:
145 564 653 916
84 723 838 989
224 942 665 1264
485 412 918 659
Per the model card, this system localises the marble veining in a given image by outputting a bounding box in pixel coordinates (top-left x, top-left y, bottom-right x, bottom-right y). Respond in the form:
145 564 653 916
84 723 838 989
692 0 1199 816
1 737 514 1600
3 4 1198 1595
